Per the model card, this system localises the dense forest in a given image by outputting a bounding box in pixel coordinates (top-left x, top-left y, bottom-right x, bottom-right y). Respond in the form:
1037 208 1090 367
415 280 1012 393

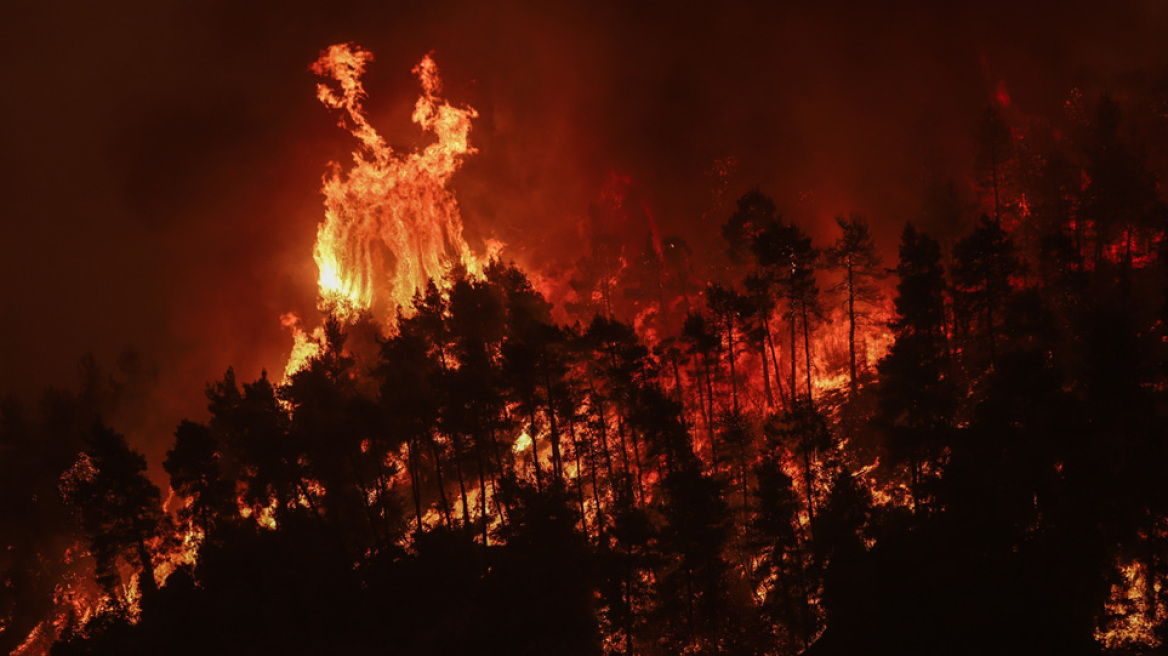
5 90 1168 655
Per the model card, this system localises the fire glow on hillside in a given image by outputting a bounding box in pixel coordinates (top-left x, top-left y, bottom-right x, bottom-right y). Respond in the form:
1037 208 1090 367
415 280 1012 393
5 14 1168 654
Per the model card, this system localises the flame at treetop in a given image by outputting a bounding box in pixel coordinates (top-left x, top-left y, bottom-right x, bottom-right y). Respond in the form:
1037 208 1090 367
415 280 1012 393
309 43 483 323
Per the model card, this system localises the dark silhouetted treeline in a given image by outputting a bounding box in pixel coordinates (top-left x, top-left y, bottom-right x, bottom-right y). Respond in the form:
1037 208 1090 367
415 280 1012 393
4 91 1168 655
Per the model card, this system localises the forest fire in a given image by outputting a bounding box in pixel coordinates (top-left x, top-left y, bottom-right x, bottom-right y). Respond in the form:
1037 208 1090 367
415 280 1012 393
280 43 494 385
309 43 484 323
5 5 1168 656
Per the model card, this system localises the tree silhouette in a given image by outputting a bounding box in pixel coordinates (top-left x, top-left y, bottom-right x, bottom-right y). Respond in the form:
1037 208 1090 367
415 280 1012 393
974 104 1014 222
722 188 778 265
681 311 721 463
23 89 1168 655
753 421 818 651
825 214 885 394
207 369 299 523
444 272 508 540
654 462 738 654
60 422 164 601
877 224 952 513
951 214 1020 365
754 220 821 402
706 282 752 416
164 420 233 538
1080 93 1162 267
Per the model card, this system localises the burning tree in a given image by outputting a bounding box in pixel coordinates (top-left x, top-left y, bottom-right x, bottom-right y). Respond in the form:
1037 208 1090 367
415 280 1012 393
824 214 885 395
59 423 165 605
12 41 1168 656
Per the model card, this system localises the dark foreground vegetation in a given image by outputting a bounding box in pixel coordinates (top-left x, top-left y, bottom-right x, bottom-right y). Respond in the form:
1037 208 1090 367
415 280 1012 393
5 93 1168 655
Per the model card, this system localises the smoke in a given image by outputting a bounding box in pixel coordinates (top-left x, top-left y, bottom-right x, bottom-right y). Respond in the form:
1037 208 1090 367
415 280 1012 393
1 0 1165 474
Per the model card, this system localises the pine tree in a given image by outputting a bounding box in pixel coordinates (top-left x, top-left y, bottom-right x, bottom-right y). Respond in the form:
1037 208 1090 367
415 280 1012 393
754 221 821 402
877 224 953 513
974 104 1014 222
952 214 1019 365
722 188 779 265
825 214 885 394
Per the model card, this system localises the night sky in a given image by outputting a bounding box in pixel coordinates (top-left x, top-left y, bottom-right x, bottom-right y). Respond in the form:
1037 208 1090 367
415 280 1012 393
2 0 1165 469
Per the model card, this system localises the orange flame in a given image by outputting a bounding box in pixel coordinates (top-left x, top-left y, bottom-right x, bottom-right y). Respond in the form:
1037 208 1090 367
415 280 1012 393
280 312 323 382
309 43 481 322
1096 557 1165 650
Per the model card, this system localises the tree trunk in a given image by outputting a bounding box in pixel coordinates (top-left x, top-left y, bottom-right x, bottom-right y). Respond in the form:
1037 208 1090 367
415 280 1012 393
801 302 814 404
703 350 718 466
346 445 384 548
616 416 633 497
847 259 858 395
630 425 645 504
790 309 798 403
693 358 714 457
542 359 564 482
428 437 452 528
802 446 816 540
476 440 489 546
590 386 617 486
765 315 789 408
738 435 750 521
453 435 471 529
586 423 607 540
670 348 686 410
135 536 158 600
528 406 543 492
726 316 739 414
569 416 588 536
408 436 424 533
761 334 774 408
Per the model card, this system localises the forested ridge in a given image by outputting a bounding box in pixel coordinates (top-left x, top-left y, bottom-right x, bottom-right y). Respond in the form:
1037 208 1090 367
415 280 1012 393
5 92 1168 655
